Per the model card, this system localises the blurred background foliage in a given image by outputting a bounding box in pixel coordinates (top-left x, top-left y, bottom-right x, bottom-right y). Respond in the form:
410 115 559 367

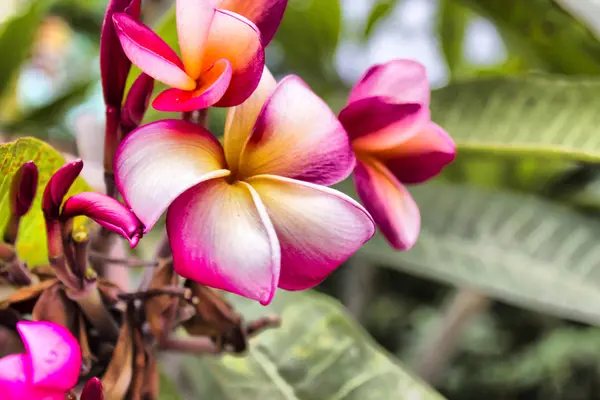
4 0 600 398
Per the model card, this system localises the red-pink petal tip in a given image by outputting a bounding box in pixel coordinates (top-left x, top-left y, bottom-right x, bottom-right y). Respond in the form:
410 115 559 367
42 160 84 220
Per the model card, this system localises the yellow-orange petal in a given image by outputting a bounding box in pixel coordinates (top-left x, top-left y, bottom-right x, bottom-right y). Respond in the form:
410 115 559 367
176 0 216 80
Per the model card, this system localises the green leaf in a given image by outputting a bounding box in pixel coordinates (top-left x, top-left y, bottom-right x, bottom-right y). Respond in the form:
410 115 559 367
158 371 184 400
437 0 469 78
181 291 443 399
358 181 600 326
432 74 600 162
0 137 92 266
455 0 600 74
2 79 93 136
363 0 397 39
0 0 55 98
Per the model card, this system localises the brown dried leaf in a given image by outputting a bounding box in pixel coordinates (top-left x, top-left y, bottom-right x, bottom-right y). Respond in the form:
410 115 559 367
101 309 133 400
77 312 96 375
0 278 56 314
0 325 24 358
129 328 146 400
32 282 78 332
144 260 178 340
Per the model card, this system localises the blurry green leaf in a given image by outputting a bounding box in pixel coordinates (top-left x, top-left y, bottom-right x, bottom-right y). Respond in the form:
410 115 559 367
432 75 600 162
455 0 600 74
182 291 443 399
0 0 55 98
363 0 397 39
358 181 600 326
2 79 93 136
159 371 183 400
273 0 342 91
0 137 91 266
437 0 469 78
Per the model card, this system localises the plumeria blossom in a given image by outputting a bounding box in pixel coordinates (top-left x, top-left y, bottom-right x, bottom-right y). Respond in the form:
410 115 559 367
113 0 287 112
0 321 81 400
339 60 456 250
115 69 375 304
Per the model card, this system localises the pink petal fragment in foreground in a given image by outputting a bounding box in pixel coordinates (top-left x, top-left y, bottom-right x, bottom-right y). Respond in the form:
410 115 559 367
238 76 354 185
224 66 276 173
153 59 233 112
202 9 264 107
348 59 430 106
17 321 81 392
0 354 29 398
216 0 288 45
339 97 429 152
114 120 230 232
112 13 195 90
61 192 143 247
381 123 456 184
354 159 420 250
176 0 216 80
167 179 280 305
248 175 375 290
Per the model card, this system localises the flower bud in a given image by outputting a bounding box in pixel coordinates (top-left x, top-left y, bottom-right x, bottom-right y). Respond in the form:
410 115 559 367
42 160 84 221
10 161 38 217
61 192 143 247
81 377 104 400
121 73 154 134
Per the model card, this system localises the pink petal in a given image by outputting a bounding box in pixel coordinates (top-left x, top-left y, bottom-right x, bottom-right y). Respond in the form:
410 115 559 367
339 97 429 152
61 192 143 247
348 59 430 106
248 175 375 290
42 160 84 220
17 321 81 392
81 377 104 400
152 58 233 112
114 120 229 232
216 0 288 45
354 159 420 250
224 66 277 174
176 0 216 79
0 355 64 400
238 75 355 185
112 13 195 90
166 178 280 305
202 9 265 107
381 123 456 184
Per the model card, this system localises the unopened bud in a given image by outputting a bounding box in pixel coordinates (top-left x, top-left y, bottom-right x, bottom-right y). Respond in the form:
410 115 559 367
81 377 104 400
121 73 155 134
10 161 38 217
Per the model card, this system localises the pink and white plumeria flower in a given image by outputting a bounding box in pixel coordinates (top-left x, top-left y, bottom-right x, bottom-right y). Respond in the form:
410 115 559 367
339 60 456 250
115 69 375 304
0 321 81 400
113 0 287 112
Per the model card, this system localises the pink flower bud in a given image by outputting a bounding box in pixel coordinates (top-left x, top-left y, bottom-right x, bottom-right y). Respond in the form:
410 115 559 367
10 161 38 217
81 377 103 400
100 0 142 109
121 73 154 134
0 321 82 399
61 192 143 247
42 160 84 221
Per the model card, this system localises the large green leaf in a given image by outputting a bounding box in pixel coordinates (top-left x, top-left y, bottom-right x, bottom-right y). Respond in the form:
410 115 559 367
0 137 91 266
432 75 600 162
454 0 600 74
0 0 55 98
180 291 443 399
358 181 600 325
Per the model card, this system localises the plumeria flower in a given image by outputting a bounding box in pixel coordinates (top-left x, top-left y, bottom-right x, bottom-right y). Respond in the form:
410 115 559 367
115 69 375 304
0 321 81 400
112 0 287 112
338 60 456 250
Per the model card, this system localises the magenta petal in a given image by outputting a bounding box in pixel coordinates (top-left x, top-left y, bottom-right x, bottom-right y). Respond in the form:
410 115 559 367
339 97 429 152
383 123 456 184
354 159 420 250
17 321 81 392
249 175 375 290
42 160 83 220
61 192 143 247
121 73 155 133
112 13 195 90
0 354 29 398
81 377 103 400
348 59 430 106
153 59 233 112
114 120 230 232
216 0 288 46
238 75 355 185
10 161 38 217
167 178 280 305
